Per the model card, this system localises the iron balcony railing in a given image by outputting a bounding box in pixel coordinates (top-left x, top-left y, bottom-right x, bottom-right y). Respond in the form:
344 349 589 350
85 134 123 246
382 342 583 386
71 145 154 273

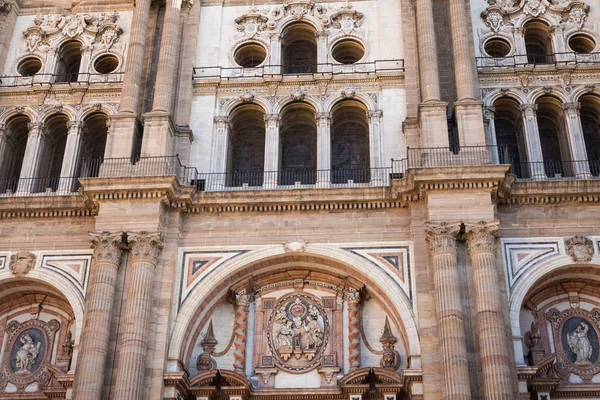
80 156 190 185
509 159 600 181
407 145 504 169
193 60 404 80
476 52 600 70
0 176 80 196
0 72 124 88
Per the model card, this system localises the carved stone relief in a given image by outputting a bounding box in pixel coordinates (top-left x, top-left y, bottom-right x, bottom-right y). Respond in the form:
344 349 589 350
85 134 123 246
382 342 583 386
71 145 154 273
9 252 36 276
564 235 594 263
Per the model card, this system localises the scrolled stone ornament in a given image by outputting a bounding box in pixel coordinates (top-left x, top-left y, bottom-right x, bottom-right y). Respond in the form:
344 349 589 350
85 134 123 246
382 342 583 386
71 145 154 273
9 252 36 277
564 235 594 263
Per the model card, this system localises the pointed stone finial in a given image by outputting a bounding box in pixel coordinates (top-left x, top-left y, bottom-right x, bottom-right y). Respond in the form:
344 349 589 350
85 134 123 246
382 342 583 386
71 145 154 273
197 320 218 371
379 317 400 370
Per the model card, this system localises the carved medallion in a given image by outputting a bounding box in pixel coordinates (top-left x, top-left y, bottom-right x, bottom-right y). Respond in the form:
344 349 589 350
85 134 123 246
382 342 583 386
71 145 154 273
267 293 329 373
523 0 546 17
564 235 594 263
9 252 36 276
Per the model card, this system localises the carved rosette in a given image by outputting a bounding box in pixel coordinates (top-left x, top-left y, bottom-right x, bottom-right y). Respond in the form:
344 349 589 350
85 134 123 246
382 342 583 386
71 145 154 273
127 231 164 264
425 222 461 256
266 293 329 373
233 292 250 374
564 235 594 263
345 291 361 371
9 252 36 277
464 221 499 257
90 231 124 265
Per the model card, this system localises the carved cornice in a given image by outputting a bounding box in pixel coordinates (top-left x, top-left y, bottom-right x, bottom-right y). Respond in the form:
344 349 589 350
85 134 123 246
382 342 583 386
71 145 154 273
89 231 124 265
424 222 461 256
127 231 164 264
464 221 499 257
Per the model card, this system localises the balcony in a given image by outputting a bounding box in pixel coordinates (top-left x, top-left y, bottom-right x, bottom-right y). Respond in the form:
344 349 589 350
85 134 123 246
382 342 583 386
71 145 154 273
476 52 600 71
0 72 124 88
509 160 600 181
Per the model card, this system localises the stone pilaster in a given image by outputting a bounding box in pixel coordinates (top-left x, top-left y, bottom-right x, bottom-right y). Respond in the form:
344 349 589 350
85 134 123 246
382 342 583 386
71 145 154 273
0 124 9 181
464 221 514 400
425 222 472 399
58 122 84 193
0 0 17 75
345 291 361 372
562 102 591 177
73 232 125 400
520 104 546 179
113 232 164 400
233 292 250 375
17 122 46 193
263 114 280 188
483 107 499 163
316 112 331 187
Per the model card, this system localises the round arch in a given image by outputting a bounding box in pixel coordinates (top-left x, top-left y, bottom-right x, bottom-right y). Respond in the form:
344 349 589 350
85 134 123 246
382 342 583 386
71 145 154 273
169 245 420 363
483 88 527 108
38 105 77 123
325 93 376 113
527 87 570 104
0 106 38 125
274 94 323 114
221 97 271 117
77 104 118 121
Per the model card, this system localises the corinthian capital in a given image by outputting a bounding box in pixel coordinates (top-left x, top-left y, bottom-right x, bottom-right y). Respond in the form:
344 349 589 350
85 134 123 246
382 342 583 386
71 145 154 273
235 292 251 306
127 231 164 264
425 222 461 256
464 221 499 257
90 231 125 265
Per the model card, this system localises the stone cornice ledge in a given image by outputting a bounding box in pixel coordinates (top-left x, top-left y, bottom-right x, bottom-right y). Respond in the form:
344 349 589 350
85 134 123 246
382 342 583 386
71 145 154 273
505 178 600 205
0 194 94 220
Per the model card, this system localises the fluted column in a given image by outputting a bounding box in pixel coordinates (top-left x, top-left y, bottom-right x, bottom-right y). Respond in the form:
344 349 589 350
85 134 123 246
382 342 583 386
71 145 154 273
448 0 476 101
367 110 385 183
464 221 513 399
425 222 471 400
520 104 546 179
415 0 440 102
562 102 591 178
316 112 331 187
17 122 46 193
233 292 250 375
209 116 231 189
483 107 499 163
58 122 84 193
264 114 280 188
345 291 361 372
73 232 124 400
113 232 163 400
119 0 152 113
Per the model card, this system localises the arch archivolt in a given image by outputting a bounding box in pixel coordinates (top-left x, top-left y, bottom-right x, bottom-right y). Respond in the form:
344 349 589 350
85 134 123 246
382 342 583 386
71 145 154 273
483 88 527 108
527 86 571 104
0 107 37 125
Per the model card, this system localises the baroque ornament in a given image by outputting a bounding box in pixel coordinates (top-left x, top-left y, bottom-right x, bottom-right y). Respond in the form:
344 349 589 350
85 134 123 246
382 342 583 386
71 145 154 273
283 239 307 252
565 3 590 30
9 252 36 276
564 235 594 263
267 294 328 373
523 0 546 17
481 7 505 33
22 27 45 52
424 222 461 255
235 8 269 38
90 231 124 265
128 231 164 263
196 320 218 371
379 317 401 370
330 4 364 34
61 14 92 38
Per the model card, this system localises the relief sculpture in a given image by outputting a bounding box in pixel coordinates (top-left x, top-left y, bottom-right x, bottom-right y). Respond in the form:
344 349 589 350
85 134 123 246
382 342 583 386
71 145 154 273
567 322 593 366
14 333 41 375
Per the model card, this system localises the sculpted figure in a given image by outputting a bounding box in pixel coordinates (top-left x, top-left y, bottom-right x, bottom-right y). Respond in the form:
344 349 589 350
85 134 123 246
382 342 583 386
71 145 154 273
567 322 594 365
273 307 293 349
304 316 323 348
15 333 41 375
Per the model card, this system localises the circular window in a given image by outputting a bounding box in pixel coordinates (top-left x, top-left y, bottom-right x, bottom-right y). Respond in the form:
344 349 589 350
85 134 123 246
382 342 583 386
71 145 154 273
17 57 42 76
93 54 120 74
569 34 596 54
234 43 267 68
331 39 365 64
484 38 512 58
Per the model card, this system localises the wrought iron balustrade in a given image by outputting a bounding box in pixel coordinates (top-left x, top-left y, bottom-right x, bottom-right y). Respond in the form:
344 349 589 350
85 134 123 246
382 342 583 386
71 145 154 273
509 159 600 181
0 176 80 196
476 52 600 70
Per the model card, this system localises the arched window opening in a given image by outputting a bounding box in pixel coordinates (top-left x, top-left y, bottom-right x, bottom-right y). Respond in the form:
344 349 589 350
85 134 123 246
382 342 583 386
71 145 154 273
228 105 266 187
279 103 317 185
536 96 567 177
493 98 526 177
80 113 109 178
331 100 370 183
55 40 82 83
524 20 553 64
38 114 69 192
282 23 317 74
0 115 30 193
579 94 600 176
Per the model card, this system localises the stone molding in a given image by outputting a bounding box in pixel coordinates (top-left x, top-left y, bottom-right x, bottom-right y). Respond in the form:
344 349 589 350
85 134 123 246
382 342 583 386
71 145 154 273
127 231 164 264
464 221 499 257
424 222 461 256
89 231 124 265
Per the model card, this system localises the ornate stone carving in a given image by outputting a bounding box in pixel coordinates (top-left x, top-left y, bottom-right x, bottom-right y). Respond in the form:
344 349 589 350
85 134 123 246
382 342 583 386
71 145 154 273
196 320 218 371
15 333 41 375
235 8 269 38
345 291 361 371
60 14 93 37
239 93 255 103
33 14 63 34
127 231 164 263
564 2 589 30
379 317 401 370
424 222 461 256
61 331 74 358
341 87 356 99
0 0 12 14
330 4 364 34
9 252 36 276
98 25 122 49
290 89 307 101
90 231 124 265
283 239 307 253
267 293 328 373
564 235 594 263
286 1 315 20
567 322 593 365
464 221 499 257
233 291 250 374
487 0 517 10
481 7 505 33
523 0 546 17
23 27 46 53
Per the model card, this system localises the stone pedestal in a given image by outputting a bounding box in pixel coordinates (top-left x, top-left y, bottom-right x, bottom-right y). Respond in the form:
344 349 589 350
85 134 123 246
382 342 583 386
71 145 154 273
418 102 449 148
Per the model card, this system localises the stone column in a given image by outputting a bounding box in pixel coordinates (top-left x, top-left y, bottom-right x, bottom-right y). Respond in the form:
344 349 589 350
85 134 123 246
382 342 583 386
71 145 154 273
464 221 513 400
512 28 527 66
367 110 385 184
0 1 17 74
58 122 84 193
316 112 331 187
263 114 280 188
562 102 591 178
415 0 441 102
17 122 45 193
267 33 281 75
73 232 125 400
209 116 231 190
483 107 500 163
520 104 546 179
233 292 250 375
316 31 329 73
448 0 476 101
345 291 361 372
78 45 93 82
0 124 10 181
425 222 472 399
113 232 163 400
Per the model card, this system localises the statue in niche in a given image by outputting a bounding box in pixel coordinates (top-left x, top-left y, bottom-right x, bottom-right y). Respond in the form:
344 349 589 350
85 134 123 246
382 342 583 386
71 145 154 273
14 333 41 375
567 321 593 365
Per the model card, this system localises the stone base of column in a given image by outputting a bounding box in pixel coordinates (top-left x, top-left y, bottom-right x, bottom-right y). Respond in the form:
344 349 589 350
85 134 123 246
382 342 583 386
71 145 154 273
106 113 142 159
141 112 176 158
418 101 449 148
454 100 486 147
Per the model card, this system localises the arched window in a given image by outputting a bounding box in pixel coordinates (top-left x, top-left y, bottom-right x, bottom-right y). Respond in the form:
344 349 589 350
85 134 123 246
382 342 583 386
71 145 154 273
536 96 567 177
493 98 526 177
579 94 600 175
331 100 370 183
228 105 266 187
282 23 317 74
523 20 553 64
79 113 109 178
279 103 317 185
0 115 30 193
55 40 82 83
38 114 69 192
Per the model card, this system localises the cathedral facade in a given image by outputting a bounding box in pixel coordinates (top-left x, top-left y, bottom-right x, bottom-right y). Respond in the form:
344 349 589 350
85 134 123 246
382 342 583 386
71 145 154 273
0 0 600 399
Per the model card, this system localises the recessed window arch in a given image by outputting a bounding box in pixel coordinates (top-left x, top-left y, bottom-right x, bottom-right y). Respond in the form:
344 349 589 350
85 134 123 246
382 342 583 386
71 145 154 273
38 113 70 191
579 94 600 175
79 112 110 178
0 114 30 193
55 40 82 83
279 102 317 185
492 97 526 177
331 99 370 183
535 95 567 177
17 56 43 76
282 23 317 74
228 104 266 187
523 20 553 64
